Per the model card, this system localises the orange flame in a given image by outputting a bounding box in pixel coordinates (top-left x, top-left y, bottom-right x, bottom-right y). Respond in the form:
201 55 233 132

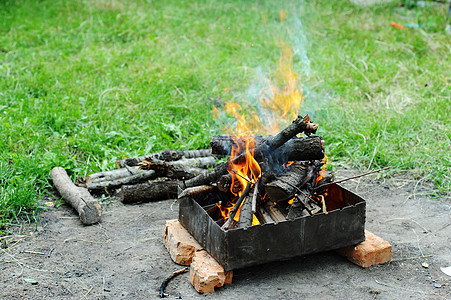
228 136 261 196
214 42 304 136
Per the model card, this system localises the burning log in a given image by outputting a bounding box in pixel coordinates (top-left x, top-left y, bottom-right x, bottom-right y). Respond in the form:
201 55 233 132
182 115 319 189
51 167 102 225
211 136 324 163
210 136 263 156
120 180 180 204
237 191 254 229
265 162 308 202
116 149 212 168
221 183 252 230
286 190 311 219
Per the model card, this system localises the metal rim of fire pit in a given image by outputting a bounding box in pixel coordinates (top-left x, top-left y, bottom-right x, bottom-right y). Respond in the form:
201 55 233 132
179 183 366 271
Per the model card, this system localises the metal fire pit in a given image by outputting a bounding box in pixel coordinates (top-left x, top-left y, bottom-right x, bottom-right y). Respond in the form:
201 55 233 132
179 183 365 271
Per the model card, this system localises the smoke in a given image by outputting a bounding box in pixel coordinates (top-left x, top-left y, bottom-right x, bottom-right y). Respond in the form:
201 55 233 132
215 5 320 136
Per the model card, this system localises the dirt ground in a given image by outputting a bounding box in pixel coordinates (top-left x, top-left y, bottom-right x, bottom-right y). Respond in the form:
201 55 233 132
1 168 450 299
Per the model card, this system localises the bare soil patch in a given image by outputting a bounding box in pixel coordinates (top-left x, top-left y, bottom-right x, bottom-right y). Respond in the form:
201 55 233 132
1 169 450 299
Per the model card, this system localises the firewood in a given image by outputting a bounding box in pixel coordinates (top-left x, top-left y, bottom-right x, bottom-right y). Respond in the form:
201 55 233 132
264 114 318 152
86 166 142 183
116 149 212 168
262 201 286 223
287 190 311 219
210 135 324 163
183 116 318 189
265 162 308 202
221 182 252 230
210 136 263 156
120 180 180 204
281 136 324 162
51 167 102 225
167 156 216 169
251 178 260 214
183 163 229 188
138 158 201 179
86 170 156 190
258 208 275 224
237 187 254 229
217 174 232 192
178 185 217 199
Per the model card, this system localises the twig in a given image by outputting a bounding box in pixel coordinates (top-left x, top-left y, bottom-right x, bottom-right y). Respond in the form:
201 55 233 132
390 254 433 262
48 248 55 258
22 250 45 255
63 238 112 244
313 167 391 191
374 279 441 297
231 169 252 183
159 267 188 298
251 178 261 214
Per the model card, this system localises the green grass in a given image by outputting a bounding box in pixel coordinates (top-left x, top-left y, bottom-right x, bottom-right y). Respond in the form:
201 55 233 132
0 0 449 231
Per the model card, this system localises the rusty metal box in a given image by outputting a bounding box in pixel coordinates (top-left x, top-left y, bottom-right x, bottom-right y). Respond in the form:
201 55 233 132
179 183 365 271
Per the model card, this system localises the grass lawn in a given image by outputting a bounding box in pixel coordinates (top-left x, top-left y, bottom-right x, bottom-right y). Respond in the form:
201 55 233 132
0 0 449 231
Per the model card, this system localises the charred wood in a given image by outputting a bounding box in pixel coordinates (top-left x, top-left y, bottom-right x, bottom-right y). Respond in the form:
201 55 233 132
183 162 229 188
265 162 308 202
287 190 311 219
221 182 252 230
217 174 232 193
210 136 263 156
210 135 324 163
263 201 286 223
159 267 188 298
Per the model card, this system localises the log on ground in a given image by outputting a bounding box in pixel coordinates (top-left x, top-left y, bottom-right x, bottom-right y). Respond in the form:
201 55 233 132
51 167 101 225
86 169 156 190
120 180 180 204
116 149 212 168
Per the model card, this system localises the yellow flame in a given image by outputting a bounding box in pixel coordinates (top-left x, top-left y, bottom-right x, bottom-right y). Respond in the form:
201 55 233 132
215 41 304 136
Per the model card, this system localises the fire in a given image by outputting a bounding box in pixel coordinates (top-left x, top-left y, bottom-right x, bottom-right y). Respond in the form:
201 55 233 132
216 136 262 226
214 32 307 227
228 136 261 196
214 42 304 136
